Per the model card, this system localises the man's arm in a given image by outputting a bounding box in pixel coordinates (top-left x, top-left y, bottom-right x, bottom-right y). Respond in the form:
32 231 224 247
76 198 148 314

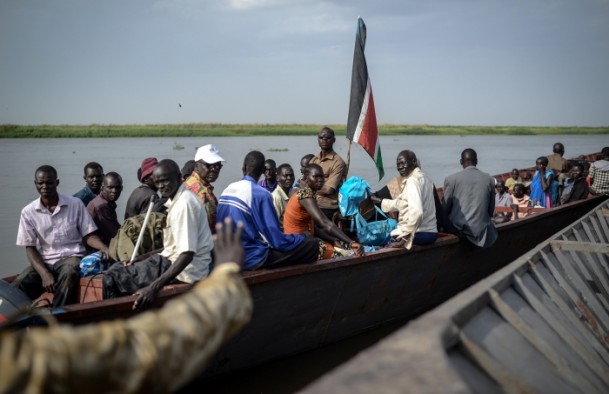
83 233 110 257
0 218 251 394
133 251 194 311
25 246 55 293
317 160 346 197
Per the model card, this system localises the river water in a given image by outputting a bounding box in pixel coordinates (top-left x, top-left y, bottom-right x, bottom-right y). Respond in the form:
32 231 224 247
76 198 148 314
0 134 605 277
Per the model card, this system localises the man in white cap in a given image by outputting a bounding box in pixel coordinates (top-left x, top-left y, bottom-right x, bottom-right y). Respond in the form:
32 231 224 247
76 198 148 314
184 144 225 233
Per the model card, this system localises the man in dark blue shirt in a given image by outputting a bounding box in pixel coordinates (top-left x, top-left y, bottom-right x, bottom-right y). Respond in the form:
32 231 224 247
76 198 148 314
74 162 104 206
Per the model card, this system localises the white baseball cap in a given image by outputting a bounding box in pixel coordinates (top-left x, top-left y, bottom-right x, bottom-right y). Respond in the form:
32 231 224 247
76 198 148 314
194 144 225 164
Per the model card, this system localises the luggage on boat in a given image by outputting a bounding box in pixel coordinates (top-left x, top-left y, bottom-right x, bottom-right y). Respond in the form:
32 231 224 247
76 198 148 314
338 176 371 217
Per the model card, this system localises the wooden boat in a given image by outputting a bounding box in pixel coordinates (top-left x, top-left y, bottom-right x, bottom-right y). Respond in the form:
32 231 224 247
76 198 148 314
2 153 606 379
302 197 609 393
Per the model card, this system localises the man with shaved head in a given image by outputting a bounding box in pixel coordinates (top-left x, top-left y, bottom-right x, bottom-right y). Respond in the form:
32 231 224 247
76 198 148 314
103 159 213 311
442 148 497 248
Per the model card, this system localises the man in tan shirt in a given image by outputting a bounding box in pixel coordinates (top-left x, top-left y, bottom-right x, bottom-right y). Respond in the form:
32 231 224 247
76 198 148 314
310 127 347 221
0 218 252 394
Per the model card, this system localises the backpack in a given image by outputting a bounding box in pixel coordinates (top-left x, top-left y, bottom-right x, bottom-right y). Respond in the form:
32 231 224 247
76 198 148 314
338 176 371 217
108 212 166 262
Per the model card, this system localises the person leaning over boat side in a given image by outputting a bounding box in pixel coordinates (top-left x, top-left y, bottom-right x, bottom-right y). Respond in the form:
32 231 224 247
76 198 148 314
442 148 497 248
217 150 320 270
370 150 437 249
310 127 348 221
293 153 315 191
184 144 225 234
530 156 557 208
283 163 364 258
272 163 295 229
590 147 609 196
13 165 110 306
0 218 252 394
73 161 104 207
103 159 213 311
86 172 123 245
560 163 589 204
124 157 161 220
258 159 278 193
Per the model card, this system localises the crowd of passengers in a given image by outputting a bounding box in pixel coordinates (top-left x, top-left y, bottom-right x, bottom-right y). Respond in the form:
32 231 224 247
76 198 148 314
12 129 609 309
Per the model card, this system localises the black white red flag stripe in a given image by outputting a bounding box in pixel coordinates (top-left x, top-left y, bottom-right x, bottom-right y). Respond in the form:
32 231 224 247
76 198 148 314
346 17 384 180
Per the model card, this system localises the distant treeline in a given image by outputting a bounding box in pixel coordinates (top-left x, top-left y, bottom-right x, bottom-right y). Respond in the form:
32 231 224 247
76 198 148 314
1 123 608 138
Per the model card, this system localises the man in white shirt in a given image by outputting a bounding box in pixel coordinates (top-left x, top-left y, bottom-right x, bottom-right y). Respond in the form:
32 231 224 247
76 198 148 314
103 159 213 310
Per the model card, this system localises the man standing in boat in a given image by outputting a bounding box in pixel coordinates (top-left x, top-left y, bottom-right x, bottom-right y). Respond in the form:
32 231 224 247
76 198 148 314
184 144 225 234
103 159 213 311
442 148 498 248
14 165 110 306
310 127 348 221
73 162 104 207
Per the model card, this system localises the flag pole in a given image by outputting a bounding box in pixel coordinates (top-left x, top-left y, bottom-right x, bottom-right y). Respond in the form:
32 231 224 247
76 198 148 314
346 139 352 177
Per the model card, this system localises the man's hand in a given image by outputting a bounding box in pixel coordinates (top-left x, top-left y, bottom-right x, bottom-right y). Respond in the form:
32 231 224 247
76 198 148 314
351 242 365 256
133 285 158 311
385 238 406 249
370 195 382 205
213 217 245 270
41 271 55 293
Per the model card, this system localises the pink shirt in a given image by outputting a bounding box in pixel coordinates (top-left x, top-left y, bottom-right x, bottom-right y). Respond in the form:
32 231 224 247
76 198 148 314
16 194 98 265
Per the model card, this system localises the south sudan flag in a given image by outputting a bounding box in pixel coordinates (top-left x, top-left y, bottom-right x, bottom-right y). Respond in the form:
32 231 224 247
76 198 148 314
346 17 384 180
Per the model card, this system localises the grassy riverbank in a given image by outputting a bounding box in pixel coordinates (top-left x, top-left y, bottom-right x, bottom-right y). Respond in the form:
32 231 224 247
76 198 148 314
1 123 608 138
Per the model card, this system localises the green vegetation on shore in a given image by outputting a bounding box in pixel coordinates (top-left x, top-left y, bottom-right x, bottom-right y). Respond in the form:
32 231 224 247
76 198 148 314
1 123 608 138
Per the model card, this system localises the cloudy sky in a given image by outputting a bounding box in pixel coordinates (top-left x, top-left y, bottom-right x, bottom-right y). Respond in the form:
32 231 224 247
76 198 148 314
1 0 608 126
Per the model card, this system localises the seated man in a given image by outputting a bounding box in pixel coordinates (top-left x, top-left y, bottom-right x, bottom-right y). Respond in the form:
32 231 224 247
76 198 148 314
590 147 609 196
561 163 589 204
272 163 295 229
504 169 521 193
87 172 123 245
293 153 315 190
74 162 104 206
103 160 213 311
495 180 512 207
124 157 160 220
217 151 319 270
184 144 225 234
370 150 437 249
14 165 109 306
442 148 497 248
181 159 196 181
258 159 278 192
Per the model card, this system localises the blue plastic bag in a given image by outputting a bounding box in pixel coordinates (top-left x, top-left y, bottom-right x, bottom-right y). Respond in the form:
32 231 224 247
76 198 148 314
355 206 397 246
79 252 108 277
338 176 371 217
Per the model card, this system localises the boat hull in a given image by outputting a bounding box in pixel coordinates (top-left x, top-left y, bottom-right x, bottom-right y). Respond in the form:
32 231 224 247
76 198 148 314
302 198 609 394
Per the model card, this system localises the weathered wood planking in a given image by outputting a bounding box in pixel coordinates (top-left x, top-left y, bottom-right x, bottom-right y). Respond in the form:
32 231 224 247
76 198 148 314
302 198 609 394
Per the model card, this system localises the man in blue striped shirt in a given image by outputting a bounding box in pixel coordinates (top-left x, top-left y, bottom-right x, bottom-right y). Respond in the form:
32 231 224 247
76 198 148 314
217 151 319 270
